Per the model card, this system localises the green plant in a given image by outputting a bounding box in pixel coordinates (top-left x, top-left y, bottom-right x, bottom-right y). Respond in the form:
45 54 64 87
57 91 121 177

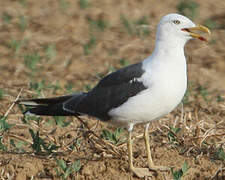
101 128 125 145
54 116 71 127
55 159 81 179
10 139 27 152
177 0 199 19
167 126 181 145
69 138 81 150
9 40 22 56
107 64 116 73
83 35 96 55
65 83 74 93
0 89 4 99
171 161 189 180
48 82 62 94
216 95 224 102
87 17 107 32
29 80 62 96
19 0 27 7
29 129 59 154
29 80 47 96
135 16 150 37
214 147 225 161
196 85 209 101
79 0 90 9
24 52 42 74
18 15 27 32
2 12 12 24
29 129 43 154
0 136 7 151
44 44 56 60
23 115 42 125
0 116 14 132
204 19 218 30
121 15 134 35
58 0 70 13
119 58 130 67
121 15 150 37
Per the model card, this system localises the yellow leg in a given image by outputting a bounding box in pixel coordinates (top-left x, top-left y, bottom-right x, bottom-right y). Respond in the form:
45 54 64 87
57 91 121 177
144 123 170 171
127 130 153 178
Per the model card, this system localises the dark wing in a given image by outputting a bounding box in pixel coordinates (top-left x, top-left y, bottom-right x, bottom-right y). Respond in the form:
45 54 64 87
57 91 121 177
63 63 147 120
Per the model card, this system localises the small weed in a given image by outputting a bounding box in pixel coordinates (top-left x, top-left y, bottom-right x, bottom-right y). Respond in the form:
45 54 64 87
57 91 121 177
135 16 150 37
135 16 148 25
55 159 81 179
44 44 57 60
121 15 134 35
167 126 181 145
83 35 96 55
19 0 27 7
196 85 209 101
2 12 12 24
65 83 74 93
54 116 71 127
171 161 189 180
0 89 4 99
84 84 92 91
177 0 199 19
29 80 62 96
29 129 43 154
69 138 81 150
204 19 218 30
101 128 125 145
58 0 70 13
79 0 90 9
0 136 7 151
29 129 59 154
216 95 224 102
29 80 47 96
213 147 225 161
24 52 42 74
87 17 107 32
0 116 14 132
121 15 150 37
9 40 22 56
10 139 27 152
49 82 62 94
18 15 27 32
23 115 42 125
119 58 130 67
107 64 116 73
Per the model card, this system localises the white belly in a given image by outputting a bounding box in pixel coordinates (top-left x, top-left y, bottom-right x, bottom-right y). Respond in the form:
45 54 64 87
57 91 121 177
108 60 187 128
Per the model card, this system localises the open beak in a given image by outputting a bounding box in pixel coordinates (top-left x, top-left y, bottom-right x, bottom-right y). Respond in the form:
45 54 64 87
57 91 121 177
182 25 211 41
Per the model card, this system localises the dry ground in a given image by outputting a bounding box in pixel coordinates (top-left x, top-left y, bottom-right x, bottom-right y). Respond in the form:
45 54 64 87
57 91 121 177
0 0 225 179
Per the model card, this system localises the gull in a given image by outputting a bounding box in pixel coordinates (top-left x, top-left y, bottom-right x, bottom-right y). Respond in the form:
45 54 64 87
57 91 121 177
17 13 210 178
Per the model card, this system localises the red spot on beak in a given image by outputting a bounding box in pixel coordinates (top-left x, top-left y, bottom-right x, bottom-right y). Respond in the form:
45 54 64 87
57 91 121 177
198 37 207 41
181 28 190 32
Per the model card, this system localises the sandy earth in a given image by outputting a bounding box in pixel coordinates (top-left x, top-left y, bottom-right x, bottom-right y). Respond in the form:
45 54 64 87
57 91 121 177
0 0 225 179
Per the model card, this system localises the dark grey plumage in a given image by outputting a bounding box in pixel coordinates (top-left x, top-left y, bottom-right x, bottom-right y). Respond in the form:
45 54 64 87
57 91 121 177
18 63 147 121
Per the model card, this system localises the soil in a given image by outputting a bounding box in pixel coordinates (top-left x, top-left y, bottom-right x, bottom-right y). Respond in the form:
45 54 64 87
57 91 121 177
0 0 225 180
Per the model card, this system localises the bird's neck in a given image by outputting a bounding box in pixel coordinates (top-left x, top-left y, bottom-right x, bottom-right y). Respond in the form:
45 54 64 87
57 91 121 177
154 37 186 56
143 39 186 69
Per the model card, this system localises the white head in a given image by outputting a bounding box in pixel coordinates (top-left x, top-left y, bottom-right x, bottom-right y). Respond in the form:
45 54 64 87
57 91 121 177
156 13 210 48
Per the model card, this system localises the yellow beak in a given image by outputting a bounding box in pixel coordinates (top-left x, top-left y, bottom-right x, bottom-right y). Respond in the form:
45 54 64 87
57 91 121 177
182 25 211 41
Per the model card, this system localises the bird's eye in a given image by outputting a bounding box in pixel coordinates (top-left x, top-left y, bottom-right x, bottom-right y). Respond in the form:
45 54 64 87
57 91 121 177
173 20 180 25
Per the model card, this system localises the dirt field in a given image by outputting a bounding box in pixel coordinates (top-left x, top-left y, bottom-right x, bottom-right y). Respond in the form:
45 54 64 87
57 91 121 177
0 0 225 179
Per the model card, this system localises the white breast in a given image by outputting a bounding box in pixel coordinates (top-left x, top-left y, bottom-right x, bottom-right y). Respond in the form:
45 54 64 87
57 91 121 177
108 54 187 128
